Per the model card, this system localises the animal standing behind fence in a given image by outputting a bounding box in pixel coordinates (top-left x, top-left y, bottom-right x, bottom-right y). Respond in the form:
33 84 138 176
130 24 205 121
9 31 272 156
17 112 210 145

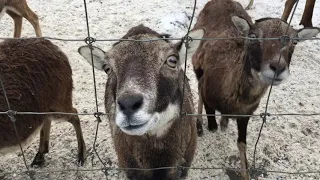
0 0 42 37
192 0 319 179
78 24 204 180
246 0 316 28
282 0 316 27
0 38 86 167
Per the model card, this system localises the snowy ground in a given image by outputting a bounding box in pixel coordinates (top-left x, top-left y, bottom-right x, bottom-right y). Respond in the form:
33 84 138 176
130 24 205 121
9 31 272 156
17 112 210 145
0 0 320 179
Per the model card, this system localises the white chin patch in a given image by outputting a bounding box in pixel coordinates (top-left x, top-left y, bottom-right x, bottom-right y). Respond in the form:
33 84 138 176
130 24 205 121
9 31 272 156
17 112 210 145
148 103 180 137
259 68 289 86
115 103 180 137
115 109 153 136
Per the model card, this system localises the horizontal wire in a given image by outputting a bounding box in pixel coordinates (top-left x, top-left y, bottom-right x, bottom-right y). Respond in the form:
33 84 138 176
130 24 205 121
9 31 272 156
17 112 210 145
186 113 320 117
1 0 319 178
0 1 319 177
1 111 320 117
185 113 261 117
0 36 320 42
0 36 85 42
0 111 109 116
1 166 320 177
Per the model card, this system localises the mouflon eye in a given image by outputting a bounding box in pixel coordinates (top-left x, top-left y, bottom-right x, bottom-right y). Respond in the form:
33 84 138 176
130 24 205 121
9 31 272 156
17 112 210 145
248 33 258 42
292 40 298 46
102 64 111 74
249 33 256 38
166 55 178 68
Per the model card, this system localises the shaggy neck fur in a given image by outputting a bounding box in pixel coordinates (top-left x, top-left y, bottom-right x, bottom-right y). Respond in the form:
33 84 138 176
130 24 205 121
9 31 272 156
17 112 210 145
238 44 268 105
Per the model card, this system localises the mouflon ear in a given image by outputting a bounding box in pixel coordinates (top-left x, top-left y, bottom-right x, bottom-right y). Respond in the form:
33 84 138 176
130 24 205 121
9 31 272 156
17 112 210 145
78 45 106 71
297 27 320 42
232 16 250 36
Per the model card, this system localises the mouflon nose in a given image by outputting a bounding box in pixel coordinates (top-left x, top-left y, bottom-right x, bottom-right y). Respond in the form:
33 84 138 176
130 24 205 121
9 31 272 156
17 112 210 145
269 62 286 76
117 94 143 117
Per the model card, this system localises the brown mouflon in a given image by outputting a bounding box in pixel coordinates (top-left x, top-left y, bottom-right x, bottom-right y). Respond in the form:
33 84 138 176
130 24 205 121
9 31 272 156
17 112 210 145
192 0 319 179
0 0 42 37
78 24 204 180
0 38 86 167
246 0 316 28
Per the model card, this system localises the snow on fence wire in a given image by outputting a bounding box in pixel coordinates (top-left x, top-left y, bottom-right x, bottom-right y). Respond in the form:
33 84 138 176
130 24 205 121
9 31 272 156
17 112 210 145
1 0 320 179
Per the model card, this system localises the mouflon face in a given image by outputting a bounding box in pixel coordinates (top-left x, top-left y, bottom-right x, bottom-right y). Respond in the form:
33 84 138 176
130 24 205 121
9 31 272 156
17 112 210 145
232 17 319 85
79 25 204 136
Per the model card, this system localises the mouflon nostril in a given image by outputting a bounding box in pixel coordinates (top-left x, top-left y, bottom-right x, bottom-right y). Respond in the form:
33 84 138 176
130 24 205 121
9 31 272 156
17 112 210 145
269 63 286 75
117 94 143 116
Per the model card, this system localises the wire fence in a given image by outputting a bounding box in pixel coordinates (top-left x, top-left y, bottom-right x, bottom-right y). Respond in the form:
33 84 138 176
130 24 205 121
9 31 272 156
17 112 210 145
0 0 320 179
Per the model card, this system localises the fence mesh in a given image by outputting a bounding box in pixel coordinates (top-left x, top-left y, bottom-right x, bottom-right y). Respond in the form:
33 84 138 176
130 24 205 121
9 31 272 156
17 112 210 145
0 0 320 179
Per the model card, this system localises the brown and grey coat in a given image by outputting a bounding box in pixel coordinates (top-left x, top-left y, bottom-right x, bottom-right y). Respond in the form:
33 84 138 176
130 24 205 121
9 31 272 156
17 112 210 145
0 38 86 166
78 25 204 180
192 0 319 179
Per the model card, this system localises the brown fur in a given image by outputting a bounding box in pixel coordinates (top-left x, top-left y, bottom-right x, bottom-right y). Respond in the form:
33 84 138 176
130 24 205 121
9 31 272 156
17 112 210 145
192 0 265 116
282 0 316 27
0 38 85 166
108 79 197 180
246 0 316 27
191 0 316 179
102 25 197 180
0 0 42 37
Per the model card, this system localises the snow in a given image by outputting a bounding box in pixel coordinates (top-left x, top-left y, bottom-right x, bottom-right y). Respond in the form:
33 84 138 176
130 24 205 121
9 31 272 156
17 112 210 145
0 0 320 179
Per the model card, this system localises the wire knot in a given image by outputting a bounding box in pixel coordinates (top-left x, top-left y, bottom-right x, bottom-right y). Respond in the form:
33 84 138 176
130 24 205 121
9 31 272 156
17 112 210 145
280 35 290 46
179 112 187 118
183 35 193 48
249 167 266 179
176 166 184 178
26 170 36 180
85 37 96 45
7 110 17 122
94 112 103 123
260 113 270 123
260 112 270 118
101 167 109 178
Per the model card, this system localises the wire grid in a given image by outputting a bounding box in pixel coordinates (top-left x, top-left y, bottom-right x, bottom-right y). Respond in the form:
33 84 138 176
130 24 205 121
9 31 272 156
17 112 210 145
0 0 320 179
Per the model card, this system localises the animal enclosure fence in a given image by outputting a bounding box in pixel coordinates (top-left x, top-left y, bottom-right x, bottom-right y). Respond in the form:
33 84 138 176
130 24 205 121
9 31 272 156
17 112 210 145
1 0 320 179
